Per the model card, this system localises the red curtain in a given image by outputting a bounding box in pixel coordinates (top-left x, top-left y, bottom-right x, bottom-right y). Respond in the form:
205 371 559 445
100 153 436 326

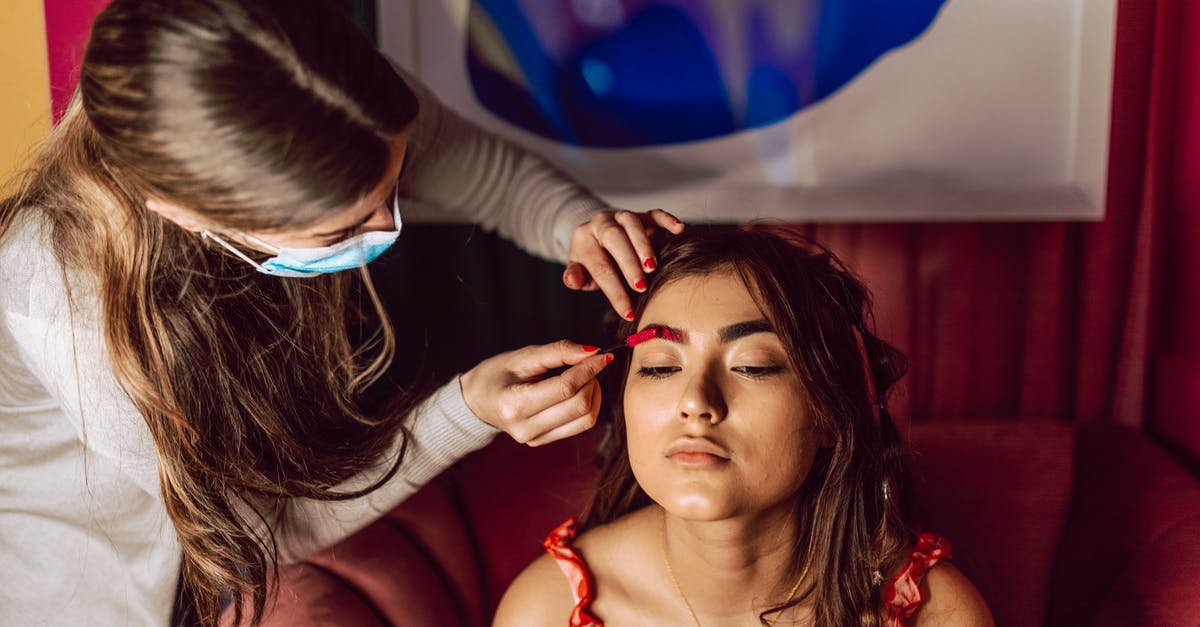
1153 0 1200 462
792 0 1192 460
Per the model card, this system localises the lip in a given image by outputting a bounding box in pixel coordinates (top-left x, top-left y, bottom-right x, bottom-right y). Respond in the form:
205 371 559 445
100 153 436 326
665 437 731 467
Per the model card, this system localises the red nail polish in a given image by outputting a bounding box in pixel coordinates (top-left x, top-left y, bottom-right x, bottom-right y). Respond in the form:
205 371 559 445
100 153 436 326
643 258 656 271
635 278 646 290
604 354 614 364
624 311 635 320
582 345 599 352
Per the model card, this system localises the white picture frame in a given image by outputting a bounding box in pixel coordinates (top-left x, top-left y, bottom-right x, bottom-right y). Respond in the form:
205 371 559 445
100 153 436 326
380 0 1117 223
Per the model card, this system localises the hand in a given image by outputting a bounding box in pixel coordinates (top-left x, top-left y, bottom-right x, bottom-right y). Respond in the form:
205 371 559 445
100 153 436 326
563 209 685 319
460 341 614 446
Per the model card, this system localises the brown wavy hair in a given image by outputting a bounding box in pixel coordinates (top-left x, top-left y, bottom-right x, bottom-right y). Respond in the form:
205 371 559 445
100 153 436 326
579 225 914 626
0 0 420 624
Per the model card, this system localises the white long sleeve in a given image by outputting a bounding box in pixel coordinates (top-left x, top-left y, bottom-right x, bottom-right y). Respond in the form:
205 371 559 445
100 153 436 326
398 68 610 263
265 381 495 562
1 215 178 626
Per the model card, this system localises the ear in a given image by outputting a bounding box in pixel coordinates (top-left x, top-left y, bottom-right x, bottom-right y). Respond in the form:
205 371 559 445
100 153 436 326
146 199 205 233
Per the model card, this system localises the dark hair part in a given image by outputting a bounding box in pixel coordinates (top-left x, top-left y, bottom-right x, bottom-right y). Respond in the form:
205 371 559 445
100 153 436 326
2 1 419 625
579 225 913 627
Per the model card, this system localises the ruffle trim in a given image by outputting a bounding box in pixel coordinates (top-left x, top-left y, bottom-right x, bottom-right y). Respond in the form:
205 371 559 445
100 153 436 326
544 517 602 627
882 532 953 626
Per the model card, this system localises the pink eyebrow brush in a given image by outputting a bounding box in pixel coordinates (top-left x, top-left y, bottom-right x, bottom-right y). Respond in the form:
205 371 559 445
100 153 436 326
598 326 681 354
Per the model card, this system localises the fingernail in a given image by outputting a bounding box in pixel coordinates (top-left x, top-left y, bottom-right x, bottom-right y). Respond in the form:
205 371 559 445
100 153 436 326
643 258 656 271
624 311 635 320
582 345 599 352
604 354 614 364
634 278 646 290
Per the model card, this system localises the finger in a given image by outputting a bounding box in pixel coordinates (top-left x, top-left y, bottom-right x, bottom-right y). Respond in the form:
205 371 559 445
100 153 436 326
562 262 598 291
578 250 635 319
510 340 601 379
525 383 603 446
613 210 658 277
511 352 613 420
525 415 598 447
515 380 603 445
595 214 645 290
648 208 685 234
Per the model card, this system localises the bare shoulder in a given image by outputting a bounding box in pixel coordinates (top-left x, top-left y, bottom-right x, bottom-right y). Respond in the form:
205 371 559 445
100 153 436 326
574 506 657 553
493 553 575 627
494 509 662 626
911 562 995 627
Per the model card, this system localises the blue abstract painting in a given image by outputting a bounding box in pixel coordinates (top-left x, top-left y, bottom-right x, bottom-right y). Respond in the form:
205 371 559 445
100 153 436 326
466 0 947 147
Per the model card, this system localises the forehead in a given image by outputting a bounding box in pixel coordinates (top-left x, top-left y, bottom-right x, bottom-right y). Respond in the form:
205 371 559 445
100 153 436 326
641 271 765 330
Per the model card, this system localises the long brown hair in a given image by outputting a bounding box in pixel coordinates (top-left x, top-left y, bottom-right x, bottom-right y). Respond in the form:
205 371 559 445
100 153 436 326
580 226 914 627
0 1 420 624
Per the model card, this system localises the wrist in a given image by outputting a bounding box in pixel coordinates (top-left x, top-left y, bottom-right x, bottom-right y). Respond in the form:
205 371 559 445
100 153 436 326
457 369 489 427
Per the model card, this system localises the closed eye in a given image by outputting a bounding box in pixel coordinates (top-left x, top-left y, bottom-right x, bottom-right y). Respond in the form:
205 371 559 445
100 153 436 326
636 366 680 379
732 365 785 379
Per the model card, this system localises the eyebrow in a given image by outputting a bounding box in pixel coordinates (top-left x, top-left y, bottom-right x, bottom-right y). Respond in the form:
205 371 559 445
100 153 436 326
719 319 774 343
640 319 774 345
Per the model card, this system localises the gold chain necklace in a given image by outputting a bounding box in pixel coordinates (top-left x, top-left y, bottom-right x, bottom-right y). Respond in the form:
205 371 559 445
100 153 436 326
661 515 808 627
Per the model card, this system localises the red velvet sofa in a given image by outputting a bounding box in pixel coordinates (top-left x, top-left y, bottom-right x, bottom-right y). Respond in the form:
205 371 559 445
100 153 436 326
223 421 1200 627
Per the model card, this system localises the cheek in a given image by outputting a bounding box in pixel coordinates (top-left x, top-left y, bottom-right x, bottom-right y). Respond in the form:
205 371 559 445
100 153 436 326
623 380 680 487
764 429 819 487
623 388 658 469
366 204 396 230
736 429 819 509
740 396 821 493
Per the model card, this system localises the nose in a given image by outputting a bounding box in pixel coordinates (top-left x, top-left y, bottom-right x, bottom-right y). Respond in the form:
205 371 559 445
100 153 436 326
677 370 726 426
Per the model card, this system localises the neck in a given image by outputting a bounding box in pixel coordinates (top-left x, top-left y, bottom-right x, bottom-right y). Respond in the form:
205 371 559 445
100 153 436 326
660 504 808 621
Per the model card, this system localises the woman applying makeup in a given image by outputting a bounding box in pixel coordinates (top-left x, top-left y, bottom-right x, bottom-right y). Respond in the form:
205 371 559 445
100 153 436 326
0 1 681 625
496 227 992 626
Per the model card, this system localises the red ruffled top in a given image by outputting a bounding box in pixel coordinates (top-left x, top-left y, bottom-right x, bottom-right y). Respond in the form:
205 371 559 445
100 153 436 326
543 518 951 627
881 531 953 626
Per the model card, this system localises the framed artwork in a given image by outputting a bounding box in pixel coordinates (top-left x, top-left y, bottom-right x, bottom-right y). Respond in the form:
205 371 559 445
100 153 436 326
382 0 1117 222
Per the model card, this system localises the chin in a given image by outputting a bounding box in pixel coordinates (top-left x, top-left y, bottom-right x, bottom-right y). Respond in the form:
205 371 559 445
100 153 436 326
659 493 735 522
635 471 745 521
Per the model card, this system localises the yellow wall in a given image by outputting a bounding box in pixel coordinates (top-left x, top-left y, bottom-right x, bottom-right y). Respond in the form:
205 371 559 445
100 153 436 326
0 0 51 196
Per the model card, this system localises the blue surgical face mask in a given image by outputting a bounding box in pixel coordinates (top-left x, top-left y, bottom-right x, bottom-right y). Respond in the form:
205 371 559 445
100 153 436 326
202 186 402 278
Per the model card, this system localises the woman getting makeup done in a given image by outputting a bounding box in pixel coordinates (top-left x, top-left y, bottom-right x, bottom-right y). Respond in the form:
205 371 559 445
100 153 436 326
0 0 682 625
496 226 993 626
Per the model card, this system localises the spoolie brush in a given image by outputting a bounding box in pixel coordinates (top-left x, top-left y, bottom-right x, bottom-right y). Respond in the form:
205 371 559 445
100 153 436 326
599 325 682 354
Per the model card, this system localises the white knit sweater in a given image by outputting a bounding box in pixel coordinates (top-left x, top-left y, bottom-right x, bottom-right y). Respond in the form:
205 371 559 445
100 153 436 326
0 73 607 626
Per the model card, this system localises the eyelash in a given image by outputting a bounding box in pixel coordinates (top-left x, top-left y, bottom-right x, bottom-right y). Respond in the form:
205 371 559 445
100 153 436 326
733 366 785 379
636 366 679 379
635 365 784 380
